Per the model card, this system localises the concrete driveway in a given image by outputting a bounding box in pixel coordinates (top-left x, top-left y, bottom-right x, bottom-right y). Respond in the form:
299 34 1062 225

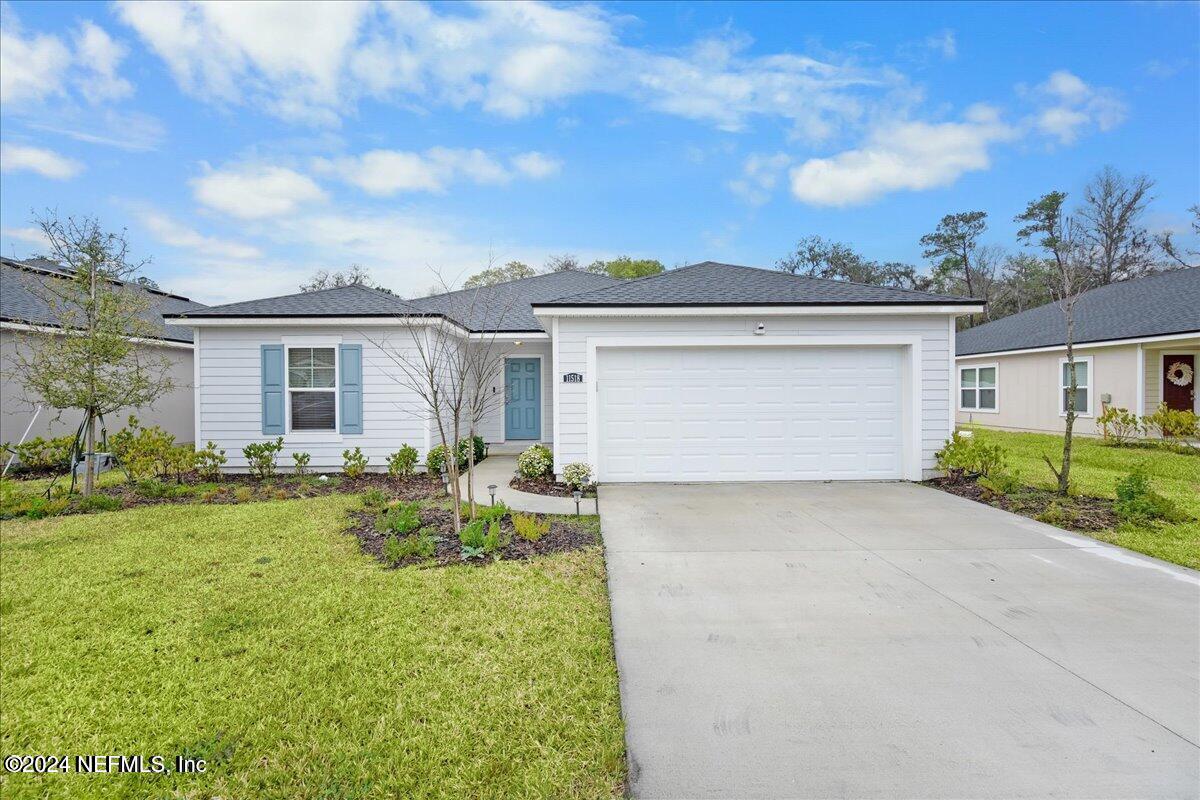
600 482 1199 799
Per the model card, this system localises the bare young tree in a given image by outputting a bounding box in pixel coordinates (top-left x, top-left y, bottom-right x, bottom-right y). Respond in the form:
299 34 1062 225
301 264 396 295
369 270 520 531
544 253 581 272
931 244 1005 327
9 213 175 495
1016 192 1093 496
1077 166 1157 285
776 235 925 289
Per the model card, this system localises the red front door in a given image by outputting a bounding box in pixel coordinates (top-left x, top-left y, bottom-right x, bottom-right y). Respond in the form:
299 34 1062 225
1162 354 1195 412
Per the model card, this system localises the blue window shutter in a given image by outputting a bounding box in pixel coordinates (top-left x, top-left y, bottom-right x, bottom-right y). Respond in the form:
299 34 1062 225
340 344 363 434
261 345 285 434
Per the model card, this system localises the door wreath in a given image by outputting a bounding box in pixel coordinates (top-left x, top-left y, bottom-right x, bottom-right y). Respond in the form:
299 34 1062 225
1166 361 1193 387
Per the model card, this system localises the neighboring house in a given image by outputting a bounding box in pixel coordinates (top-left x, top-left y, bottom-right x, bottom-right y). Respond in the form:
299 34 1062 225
0 256 206 445
956 267 1199 436
167 262 981 482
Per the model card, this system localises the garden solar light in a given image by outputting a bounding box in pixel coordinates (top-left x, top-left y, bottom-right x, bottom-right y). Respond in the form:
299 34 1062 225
488 484 497 505
573 489 582 516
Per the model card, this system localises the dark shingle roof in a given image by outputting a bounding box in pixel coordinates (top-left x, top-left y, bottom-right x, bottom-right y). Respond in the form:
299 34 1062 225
172 284 425 319
412 271 620 331
957 267 1200 356
534 261 979 306
0 257 206 343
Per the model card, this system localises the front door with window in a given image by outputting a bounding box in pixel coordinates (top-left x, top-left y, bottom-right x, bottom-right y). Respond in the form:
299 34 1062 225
505 358 541 440
1163 354 1195 412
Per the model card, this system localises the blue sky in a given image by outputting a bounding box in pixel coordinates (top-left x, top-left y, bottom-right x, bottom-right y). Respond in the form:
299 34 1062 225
1 1 1197 304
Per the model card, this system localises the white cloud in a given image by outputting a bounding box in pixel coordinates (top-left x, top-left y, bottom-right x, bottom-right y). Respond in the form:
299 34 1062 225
73 21 133 101
789 105 1015 207
115 0 903 139
192 163 327 219
2 226 51 247
0 142 84 179
728 153 791 206
315 147 558 196
1027 70 1126 145
0 4 71 104
927 30 957 60
511 151 562 179
135 208 262 260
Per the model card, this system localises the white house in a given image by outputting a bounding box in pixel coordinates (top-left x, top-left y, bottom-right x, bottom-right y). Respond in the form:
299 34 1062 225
167 262 982 482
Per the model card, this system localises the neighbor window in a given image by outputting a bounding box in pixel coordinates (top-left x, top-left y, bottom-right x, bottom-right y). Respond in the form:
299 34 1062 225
1059 357 1092 416
287 347 336 431
959 365 997 411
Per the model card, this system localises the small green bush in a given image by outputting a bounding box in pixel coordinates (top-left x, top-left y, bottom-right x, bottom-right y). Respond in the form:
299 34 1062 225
1036 500 1073 527
343 447 369 478
516 444 553 479
1097 406 1142 445
243 437 284 479
425 444 449 475
380 501 421 535
382 529 439 565
1114 466 1183 524
936 432 1007 479
977 469 1023 497
111 416 179 481
387 444 419 478
1143 403 1199 442
459 519 486 550
4 435 74 473
427 437 487 474
562 462 593 489
194 442 227 480
465 501 508 524
482 520 508 554
512 512 550 542
292 451 311 476
24 496 70 519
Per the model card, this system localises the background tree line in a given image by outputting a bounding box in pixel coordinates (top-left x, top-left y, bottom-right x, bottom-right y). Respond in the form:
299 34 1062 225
776 165 1197 329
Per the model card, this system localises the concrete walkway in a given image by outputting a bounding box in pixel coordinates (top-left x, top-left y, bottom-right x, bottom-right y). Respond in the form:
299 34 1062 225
457 455 598 515
601 481 1199 799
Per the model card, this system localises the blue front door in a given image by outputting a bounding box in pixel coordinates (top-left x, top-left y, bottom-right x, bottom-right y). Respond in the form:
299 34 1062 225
505 358 541 440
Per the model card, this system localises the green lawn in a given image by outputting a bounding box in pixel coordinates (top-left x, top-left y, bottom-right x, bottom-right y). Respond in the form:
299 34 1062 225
965 427 1200 569
0 495 625 799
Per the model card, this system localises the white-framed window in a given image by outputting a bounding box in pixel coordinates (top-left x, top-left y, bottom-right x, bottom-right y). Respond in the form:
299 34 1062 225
287 346 337 431
1059 355 1093 417
959 364 998 412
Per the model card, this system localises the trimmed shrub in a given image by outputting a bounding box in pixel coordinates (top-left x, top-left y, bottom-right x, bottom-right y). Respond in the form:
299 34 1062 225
111 417 178 481
194 442 227 481
936 432 1007 479
380 501 421 535
516 444 553 479
243 437 284 479
343 447 369 478
361 488 389 509
425 444 449 475
1097 406 1142 445
3 435 74 473
1143 403 1199 442
387 444 419 478
292 451 311 476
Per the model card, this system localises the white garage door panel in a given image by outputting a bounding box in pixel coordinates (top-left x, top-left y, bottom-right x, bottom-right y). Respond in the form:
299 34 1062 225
597 346 904 482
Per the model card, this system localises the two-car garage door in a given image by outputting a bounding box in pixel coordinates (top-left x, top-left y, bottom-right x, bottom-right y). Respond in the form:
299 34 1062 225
596 346 905 482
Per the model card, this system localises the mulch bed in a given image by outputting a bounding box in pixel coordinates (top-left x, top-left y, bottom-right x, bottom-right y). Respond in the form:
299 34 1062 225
509 475 597 498
347 504 597 568
925 476 1120 532
93 472 444 509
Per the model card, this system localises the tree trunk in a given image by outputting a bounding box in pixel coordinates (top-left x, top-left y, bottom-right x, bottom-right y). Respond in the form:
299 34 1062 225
466 424 477 519
1059 304 1076 496
82 411 96 497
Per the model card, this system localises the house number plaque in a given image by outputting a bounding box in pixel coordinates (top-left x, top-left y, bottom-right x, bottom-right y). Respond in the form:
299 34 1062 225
562 372 584 383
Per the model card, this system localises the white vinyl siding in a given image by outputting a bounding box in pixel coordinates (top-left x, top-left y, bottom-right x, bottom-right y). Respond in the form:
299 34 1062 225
196 326 426 470
473 341 553 445
554 314 953 479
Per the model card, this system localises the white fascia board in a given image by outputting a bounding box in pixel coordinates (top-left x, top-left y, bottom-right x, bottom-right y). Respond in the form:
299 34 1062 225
0 320 193 350
168 315 471 337
467 331 549 341
533 304 983 319
956 330 1200 360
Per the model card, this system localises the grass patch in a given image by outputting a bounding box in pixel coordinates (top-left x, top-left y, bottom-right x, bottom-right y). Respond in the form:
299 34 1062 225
962 427 1199 569
0 496 625 798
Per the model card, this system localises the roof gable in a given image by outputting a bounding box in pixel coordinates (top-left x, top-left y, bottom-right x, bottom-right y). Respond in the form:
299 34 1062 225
534 261 978 306
956 267 1200 356
413 270 621 331
175 283 423 319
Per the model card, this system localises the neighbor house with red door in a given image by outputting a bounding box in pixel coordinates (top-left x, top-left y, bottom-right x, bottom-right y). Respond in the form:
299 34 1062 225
955 267 1199 436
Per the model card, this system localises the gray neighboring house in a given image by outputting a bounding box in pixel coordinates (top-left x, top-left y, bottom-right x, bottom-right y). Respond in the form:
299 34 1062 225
955 267 1200 436
1 256 206 445
168 262 981 481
